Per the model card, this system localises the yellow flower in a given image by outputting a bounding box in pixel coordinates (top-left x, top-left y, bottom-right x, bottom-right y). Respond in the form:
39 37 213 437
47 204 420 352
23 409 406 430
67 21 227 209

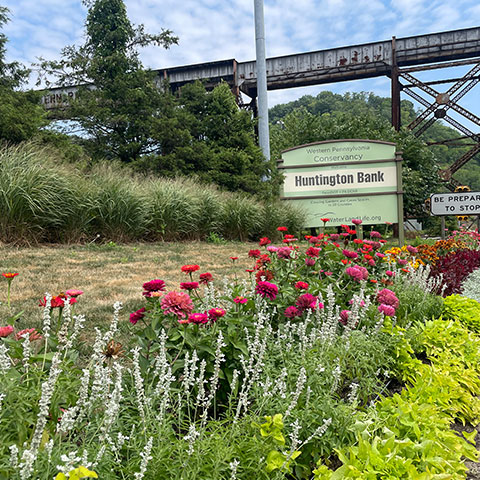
55 466 98 480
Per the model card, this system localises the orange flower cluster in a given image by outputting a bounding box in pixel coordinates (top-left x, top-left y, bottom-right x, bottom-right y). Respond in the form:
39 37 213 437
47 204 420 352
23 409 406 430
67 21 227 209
416 238 467 266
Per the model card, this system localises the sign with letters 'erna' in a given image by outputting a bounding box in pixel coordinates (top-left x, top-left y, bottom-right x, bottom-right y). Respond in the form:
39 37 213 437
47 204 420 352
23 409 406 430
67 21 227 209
278 140 404 228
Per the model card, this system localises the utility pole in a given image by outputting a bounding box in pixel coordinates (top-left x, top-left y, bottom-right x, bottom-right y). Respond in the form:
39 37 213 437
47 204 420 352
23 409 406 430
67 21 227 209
254 0 270 161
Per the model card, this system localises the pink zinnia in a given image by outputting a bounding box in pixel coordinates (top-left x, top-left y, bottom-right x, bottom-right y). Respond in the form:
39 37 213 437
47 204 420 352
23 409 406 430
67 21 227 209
346 265 368 282
129 307 146 325
266 246 278 253
352 219 362 225
16 328 42 341
370 231 382 239
188 312 209 324
65 289 84 298
233 296 248 304
386 270 395 277
342 249 358 259
295 281 309 290
378 304 396 316
284 306 300 319
277 247 292 259
376 288 399 308
296 293 317 312
406 245 418 254
180 282 199 291
305 257 316 266
161 291 194 319
397 259 408 266
255 281 278 300
0 325 14 337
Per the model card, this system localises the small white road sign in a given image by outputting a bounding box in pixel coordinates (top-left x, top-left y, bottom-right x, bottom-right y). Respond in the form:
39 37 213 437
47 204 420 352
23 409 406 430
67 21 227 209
430 192 480 215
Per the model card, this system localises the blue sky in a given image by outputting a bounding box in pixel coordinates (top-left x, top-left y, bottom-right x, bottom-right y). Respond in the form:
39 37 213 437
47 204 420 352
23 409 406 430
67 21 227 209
2 0 480 116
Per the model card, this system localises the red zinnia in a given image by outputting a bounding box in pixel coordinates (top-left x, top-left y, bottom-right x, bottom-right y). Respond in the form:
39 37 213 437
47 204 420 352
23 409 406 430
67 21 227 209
199 273 213 284
39 295 77 308
248 249 261 258
320 218 330 223
181 264 200 274
284 306 300 318
259 237 271 247
2 272 19 279
277 226 288 232
255 270 274 283
295 281 309 290
180 282 199 291
305 247 320 257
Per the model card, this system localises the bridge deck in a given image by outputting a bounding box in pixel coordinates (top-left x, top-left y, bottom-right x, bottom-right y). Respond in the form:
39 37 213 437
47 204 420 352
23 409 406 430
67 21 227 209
42 26 480 108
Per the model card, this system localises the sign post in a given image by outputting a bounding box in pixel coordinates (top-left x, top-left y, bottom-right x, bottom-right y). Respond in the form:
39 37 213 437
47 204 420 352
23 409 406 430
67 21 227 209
279 139 404 243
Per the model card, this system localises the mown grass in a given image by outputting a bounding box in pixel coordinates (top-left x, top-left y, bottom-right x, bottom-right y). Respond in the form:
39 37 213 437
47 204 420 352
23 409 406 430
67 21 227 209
0 241 254 343
0 143 305 244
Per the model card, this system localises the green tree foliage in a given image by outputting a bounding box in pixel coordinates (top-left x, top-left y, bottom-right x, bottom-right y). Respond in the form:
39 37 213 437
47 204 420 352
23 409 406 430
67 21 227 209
0 6 46 143
134 81 275 196
270 105 440 218
37 0 178 162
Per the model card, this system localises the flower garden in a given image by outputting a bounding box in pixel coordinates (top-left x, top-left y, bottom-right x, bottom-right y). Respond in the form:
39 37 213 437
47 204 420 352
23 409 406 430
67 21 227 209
1 224 480 479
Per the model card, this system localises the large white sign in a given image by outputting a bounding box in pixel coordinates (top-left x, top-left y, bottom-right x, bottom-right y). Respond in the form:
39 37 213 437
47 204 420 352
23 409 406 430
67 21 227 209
430 192 480 215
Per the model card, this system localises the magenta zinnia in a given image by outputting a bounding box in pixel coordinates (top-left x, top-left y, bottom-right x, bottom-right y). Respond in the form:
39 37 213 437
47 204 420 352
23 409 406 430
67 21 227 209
161 291 194 319
188 312 209 324
255 281 278 300
180 282 199 291
129 307 146 325
142 279 166 297
296 293 317 312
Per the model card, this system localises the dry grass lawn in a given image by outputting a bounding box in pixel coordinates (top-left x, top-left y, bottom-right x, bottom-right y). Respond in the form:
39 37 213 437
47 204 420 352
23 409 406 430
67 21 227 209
0 241 255 340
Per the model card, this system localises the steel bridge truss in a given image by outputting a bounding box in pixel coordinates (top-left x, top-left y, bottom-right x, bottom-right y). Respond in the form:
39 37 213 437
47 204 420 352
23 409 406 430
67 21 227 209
391 54 480 191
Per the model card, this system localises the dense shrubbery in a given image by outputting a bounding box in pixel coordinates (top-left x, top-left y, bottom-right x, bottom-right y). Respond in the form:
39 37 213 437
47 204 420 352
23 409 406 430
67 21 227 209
0 143 304 244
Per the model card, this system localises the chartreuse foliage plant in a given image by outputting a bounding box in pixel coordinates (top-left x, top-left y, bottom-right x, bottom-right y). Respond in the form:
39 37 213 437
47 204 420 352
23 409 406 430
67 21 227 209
314 318 480 479
442 294 480 332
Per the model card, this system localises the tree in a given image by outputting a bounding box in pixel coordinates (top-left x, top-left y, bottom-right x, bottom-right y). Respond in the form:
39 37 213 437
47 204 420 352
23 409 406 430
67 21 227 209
0 6 46 143
133 82 277 196
37 0 178 162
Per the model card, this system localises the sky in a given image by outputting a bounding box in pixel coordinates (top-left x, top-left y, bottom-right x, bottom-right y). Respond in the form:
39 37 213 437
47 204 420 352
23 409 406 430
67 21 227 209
2 0 480 118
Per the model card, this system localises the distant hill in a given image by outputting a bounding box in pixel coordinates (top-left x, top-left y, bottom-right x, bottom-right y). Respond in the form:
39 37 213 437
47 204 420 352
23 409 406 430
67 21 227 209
269 91 480 191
